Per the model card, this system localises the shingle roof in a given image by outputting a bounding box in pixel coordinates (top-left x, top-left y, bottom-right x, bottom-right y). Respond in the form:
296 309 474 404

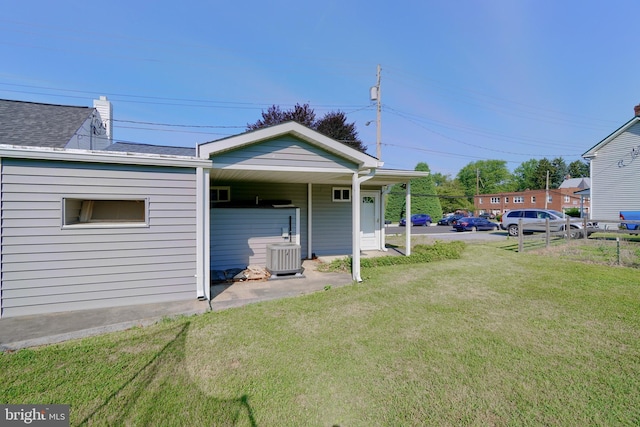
0 99 94 148
559 177 590 189
104 142 196 157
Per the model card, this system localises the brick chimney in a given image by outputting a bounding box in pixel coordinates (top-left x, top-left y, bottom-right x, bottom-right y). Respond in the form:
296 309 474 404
635 104 640 117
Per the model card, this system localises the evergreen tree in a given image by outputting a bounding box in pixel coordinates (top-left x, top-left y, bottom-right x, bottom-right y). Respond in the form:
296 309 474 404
384 162 442 222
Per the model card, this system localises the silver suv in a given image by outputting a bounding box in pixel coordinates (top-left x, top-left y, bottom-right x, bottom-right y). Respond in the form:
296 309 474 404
500 208 595 238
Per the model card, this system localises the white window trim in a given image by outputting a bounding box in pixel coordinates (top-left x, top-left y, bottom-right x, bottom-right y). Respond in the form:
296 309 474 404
62 197 150 229
514 196 524 204
332 187 351 202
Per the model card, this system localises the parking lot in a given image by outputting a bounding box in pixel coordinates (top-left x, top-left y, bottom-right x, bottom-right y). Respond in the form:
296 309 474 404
386 224 508 241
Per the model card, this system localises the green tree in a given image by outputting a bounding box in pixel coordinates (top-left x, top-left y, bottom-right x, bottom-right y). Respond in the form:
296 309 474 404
247 103 366 153
532 158 554 189
456 160 514 197
551 157 568 188
568 160 589 177
431 172 472 214
384 163 442 222
512 159 540 191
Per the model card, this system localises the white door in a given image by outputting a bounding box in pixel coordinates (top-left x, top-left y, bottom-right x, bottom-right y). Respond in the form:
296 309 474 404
360 191 380 250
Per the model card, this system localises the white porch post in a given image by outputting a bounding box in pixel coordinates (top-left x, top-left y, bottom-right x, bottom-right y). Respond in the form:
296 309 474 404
308 183 313 258
352 172 362 282
380 185 391 252
196 166 211 300
405 181 411 256
352 170 376 282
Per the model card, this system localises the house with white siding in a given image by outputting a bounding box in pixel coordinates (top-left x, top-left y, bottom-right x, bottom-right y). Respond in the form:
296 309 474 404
0 98 426 318
582 105 640 222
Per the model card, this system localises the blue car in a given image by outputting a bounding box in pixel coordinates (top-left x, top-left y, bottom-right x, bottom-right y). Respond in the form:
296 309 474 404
399 213 432 226
452 217 499 232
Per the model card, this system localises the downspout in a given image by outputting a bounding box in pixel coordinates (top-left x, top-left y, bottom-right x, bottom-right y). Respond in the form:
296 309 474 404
352 169 376 282
405 181 411 256
196 166 211 304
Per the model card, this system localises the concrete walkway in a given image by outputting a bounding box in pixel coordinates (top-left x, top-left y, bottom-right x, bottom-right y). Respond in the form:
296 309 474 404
0 259 355 351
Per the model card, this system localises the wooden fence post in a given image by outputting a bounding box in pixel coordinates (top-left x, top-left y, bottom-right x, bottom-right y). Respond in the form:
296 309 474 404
518 218 523 253
545 218 550 247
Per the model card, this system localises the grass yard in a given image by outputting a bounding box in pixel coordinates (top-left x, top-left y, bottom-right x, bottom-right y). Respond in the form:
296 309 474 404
2 244 640 426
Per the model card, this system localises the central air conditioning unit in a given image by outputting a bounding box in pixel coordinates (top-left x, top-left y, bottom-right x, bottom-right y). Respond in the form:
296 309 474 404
266 243 303 278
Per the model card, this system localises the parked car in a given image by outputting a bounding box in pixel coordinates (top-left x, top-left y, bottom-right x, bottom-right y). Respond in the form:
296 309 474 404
479 212 496 219
437 215 455 226
620 211 640 234
448 214 468 226
500 208 597 238
399 213 432 226
453 217 499 232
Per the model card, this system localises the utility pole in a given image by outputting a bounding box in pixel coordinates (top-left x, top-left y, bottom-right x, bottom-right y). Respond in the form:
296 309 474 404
476 168 480 195
370 64 382 160
545 170 549 209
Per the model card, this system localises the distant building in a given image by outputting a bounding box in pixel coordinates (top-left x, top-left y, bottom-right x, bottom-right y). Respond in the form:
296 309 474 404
474 178 590 216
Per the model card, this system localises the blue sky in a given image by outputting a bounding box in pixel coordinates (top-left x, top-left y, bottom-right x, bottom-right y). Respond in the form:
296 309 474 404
1 1 638 176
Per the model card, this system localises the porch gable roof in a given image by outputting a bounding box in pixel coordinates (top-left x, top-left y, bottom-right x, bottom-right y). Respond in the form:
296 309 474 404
198 121 382 169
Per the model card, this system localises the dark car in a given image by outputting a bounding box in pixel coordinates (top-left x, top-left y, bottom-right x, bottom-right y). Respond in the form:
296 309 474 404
399 213 432 226
447 214 468 226
452 217 499 232
437 215 455 225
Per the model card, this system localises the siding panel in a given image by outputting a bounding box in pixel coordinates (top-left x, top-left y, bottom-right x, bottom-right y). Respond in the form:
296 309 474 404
590 123 640 221
1 158 199 317
211 207 299 270
213 136 356 171
311 184 352 255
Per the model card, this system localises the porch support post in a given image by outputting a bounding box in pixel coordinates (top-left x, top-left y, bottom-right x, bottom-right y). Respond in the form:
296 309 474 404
308 183 313 258
380 185 391 252
352 169 376 282
405 181 411 256
196 166 211 300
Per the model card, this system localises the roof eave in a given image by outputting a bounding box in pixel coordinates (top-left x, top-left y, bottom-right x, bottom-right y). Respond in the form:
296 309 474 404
582 116 640 158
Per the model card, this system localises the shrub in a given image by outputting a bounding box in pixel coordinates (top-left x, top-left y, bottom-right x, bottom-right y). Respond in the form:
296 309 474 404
320 241 466 271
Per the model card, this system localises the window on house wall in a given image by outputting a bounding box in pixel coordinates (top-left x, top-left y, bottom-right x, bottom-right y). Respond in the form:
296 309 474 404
491 197 500 204
63 198 148 227
548 195 553 202
514 196 524 203
478 198 483 204
505 197 509 203
211 186 230 202
564 195 570 203
332 187 351 202
531 196 536 203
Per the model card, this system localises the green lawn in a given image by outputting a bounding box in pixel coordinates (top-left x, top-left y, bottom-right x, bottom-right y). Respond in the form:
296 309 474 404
2 244 639 426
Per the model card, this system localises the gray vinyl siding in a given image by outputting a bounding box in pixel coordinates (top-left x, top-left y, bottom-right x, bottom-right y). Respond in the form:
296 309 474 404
590 122 640 221
1 158 198 318
213 136 356 171
210 207 299 271
210 182 307 270
312 184 352 256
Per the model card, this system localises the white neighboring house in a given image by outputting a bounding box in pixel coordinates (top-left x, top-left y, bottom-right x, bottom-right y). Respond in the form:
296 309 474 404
582 105 640 222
